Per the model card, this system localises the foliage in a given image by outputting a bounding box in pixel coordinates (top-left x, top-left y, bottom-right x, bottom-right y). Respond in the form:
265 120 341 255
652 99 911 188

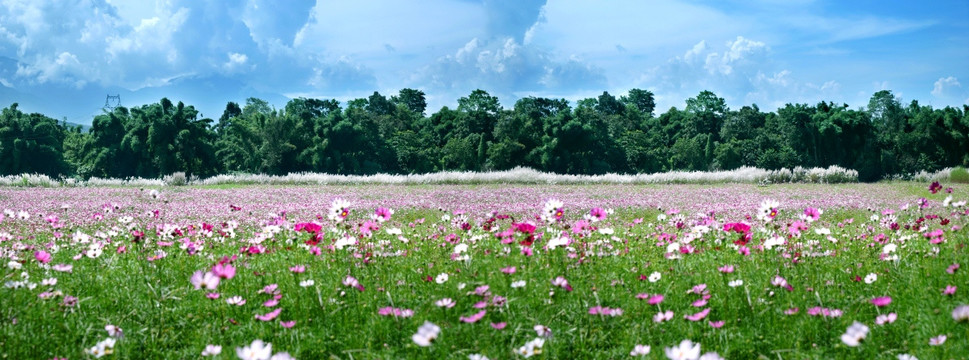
2 89 968 181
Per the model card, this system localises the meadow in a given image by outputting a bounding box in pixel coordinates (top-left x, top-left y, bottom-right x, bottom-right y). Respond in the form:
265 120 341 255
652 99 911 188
0 183 966 359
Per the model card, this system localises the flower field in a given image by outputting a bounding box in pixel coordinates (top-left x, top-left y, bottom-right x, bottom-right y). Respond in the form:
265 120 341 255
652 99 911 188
0 183 967 359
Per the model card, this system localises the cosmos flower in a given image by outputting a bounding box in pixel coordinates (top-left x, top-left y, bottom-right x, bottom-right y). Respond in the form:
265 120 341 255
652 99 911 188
236 339 272 360
412 321 441 347
664 339 701 360
840 321 869 347
190 271 220 290
328 198 351 223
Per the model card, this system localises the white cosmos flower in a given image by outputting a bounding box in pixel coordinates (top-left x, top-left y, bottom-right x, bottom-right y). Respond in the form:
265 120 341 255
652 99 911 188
664 339 701 360
864 273 878 284
299 280 315 287
412 321 441 347
435 273 449 284
236 339 272 360
649 272 662 283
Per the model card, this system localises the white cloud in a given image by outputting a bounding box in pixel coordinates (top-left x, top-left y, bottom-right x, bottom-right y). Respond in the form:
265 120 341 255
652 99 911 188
704 36 768 75
932 76 960 97
412 37 605 109
222 52 250 73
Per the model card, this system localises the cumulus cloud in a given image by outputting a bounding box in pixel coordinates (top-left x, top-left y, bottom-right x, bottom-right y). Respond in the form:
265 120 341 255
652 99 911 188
413 37 606 108
932 76 961 97
640 36 844 110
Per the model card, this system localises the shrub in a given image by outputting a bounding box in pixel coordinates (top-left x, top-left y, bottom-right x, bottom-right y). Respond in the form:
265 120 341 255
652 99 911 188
163 172 188 186
951 167 969 183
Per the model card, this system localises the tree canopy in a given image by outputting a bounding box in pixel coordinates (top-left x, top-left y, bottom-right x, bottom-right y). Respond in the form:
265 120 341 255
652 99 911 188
3 88 967 182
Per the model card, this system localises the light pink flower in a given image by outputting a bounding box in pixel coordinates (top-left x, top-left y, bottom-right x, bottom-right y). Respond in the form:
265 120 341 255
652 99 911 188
653 310 674 323
929 335 946 346
211 263 236 279
460 310 486 323
709 320 724 328
255 308 281 321
875 313 897 325
718 265 734 273
684 308 710 321
190 271 220 290
490 322 506 330
288 265 305 273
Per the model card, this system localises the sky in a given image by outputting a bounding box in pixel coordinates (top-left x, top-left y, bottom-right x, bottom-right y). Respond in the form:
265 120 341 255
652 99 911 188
0 0 967 125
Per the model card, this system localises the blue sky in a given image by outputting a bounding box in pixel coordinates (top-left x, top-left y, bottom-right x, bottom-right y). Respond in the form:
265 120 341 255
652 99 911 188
0 0 966 124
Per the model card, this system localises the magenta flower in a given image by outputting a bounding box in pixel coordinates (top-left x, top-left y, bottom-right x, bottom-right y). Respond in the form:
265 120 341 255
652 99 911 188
459 310 486 323
280 320 296 328
372 207 394 222
684 308 710 321
254 308 281 321
500 266 517 274
802 207 822 222
288 265 305 274
718 265 734 273
929 181 942 194
206 293 220 299
490 322 506 330
871 296 892 307
211 263 236 279
943 285 957 295
34 251 52 264
709 320 725 328
588 207 608 222
647 294 665 305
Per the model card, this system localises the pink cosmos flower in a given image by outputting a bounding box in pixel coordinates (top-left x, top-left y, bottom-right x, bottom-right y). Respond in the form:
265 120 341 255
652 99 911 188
684 308 710 321
647 294 665 305
259 284 279 295
943 285 957 295
372 207 394 222
946 263 960 274
588 207 608 222
709 320 724 328
784 308 799 315
952 305 969 322
871 296 892 307
460 310 486 323
771 276 793 291
211 263 236 279
263 299 279 307
52 264 72 273
206 293 220 299
500 266 517 274
802 207 822 222
929 335 946 346
490 322 506 330
551 276 573 291
190 271 220 290
343 276 365 291
280 320 296 329
34 251 52 264
929 181 942 194
533 324 552 337
718 265 734 273
435 298 456 308
288 265 305 274
875 313 897 325
255 308 281 321
653 310 674 323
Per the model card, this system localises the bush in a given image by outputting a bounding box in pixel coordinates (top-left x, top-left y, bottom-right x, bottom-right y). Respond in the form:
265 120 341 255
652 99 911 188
163 172 188 186
951 167 969 183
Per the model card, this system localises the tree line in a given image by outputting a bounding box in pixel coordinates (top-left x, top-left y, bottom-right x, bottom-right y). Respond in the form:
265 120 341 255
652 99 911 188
1 89 966 182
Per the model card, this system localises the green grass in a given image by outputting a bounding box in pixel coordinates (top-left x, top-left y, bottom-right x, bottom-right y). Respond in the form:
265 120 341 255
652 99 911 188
1 207 967 359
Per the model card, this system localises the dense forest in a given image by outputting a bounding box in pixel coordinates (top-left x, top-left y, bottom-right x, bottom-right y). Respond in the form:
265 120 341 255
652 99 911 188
1 89 966 182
